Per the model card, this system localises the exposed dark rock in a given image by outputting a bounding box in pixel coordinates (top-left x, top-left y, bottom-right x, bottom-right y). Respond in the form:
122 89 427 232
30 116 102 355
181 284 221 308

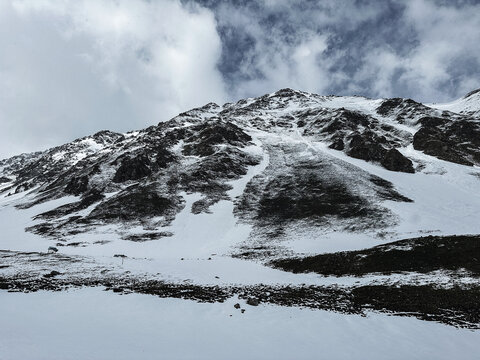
413 117 480 166
190 149 259 181
191 198 217 214
271 234 480 276
377 98 414 115
337 109 370 127
1 130 123 189
35 190 105 220
464 88 480 98
64 242 87 247
258 179 369 221
351 285 480 328
274 88 295 97
64 175 89 195
246 297 260 306
92 130 125 143
235 142 407 236
344 133 415 173
43 270 61 278
88 185 181 222
183 120 252 156
113 154 152 183
178 147 260 213
305 109 371 138
123 232 173 242
346 132 387 162
328 138 344 150
414 131 470 165
417 116 447 128
155 147 176 168
26 223 55 236
380 149 415 173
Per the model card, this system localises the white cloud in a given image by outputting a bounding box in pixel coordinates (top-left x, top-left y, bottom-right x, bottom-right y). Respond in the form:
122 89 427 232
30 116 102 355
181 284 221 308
399 0 480 101
1 0 480 158
352 0 480 102
355 49 405 98
214 1 395 100
0 0 226 158
214 4 333 99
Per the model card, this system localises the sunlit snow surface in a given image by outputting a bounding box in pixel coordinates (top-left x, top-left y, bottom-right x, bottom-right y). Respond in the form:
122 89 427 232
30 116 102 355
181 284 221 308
1 288 479 360
429 90 480 118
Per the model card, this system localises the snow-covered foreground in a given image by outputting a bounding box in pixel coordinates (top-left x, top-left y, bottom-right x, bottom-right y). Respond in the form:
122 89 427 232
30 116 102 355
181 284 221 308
1 288 479 360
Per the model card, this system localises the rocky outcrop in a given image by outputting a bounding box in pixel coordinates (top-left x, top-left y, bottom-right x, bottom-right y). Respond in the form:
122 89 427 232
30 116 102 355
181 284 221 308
88 185 182 222
64 175 89 195
413 117 480 166
0 176 11 183
346 132 387 162
381 149 414 173
113 155 152 183
183 120 252 156
5 87 480 244
345 132 414 173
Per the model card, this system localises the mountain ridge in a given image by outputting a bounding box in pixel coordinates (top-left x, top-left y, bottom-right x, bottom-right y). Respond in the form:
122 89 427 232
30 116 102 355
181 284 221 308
1 87 480 243
1 87 480 328
2 87 479 163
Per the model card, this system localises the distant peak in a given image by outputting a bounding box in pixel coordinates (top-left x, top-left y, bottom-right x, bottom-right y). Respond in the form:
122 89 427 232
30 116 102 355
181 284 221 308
92 130 119 137
273 88 300 97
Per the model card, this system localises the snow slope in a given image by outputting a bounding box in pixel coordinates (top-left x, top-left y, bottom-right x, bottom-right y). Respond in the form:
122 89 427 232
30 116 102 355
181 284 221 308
1 288 479 360
430 89 480 117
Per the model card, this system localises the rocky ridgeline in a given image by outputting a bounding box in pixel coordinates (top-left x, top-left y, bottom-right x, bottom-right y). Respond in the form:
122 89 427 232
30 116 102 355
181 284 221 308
0 88 479 242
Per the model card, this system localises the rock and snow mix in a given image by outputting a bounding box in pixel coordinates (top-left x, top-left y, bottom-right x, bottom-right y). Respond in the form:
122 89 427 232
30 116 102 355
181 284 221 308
1 88 480 358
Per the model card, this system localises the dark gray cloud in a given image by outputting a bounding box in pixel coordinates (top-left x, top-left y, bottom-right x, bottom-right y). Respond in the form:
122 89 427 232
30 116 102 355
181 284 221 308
1 0 479 158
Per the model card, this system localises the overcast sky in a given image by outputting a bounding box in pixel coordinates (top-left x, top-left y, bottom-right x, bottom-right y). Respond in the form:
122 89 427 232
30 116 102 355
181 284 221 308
1 0 480 158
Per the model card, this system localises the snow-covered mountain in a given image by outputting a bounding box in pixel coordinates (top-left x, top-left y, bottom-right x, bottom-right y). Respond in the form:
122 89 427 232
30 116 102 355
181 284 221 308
1 88 480 331
430 88 480 118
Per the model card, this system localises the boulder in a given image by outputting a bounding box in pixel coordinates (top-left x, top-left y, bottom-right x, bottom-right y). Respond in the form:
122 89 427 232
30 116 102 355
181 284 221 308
381 149 415 173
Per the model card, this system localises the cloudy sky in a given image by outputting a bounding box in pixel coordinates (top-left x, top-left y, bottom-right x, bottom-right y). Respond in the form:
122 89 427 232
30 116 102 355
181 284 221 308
1 0 480 158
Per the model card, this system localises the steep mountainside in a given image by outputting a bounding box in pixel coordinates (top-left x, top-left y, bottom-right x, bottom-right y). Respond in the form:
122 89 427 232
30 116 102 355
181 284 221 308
1 88 480 328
